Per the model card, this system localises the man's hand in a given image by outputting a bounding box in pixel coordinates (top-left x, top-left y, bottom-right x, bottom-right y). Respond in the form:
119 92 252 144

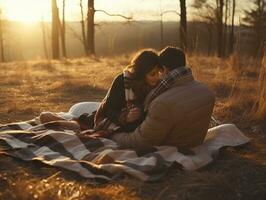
126 107 142 123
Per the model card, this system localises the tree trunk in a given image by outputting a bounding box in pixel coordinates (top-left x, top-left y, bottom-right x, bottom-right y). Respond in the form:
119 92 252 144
51 0 60 59
41 20 49 60
87 0 95 55
217 0 224 57
180 0 187 51
255 0 266 57
223 0 229 57
207 23 213 56
61 0 67 57
0 10 5 62
229 0 235 55
80 0 88 55
160 0 164 49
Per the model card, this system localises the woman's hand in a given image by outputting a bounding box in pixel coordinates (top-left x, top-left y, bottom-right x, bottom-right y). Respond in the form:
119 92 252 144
126 107 142 123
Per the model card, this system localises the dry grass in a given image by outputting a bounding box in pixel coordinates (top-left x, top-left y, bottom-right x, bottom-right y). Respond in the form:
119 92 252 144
189 54 265 126
0 55 266 199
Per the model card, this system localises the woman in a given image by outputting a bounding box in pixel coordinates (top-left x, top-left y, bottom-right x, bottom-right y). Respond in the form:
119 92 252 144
39 49 162 135
93 49 162 136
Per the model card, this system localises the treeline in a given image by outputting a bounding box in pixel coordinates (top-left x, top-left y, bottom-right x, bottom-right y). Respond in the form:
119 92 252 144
0 0 265 62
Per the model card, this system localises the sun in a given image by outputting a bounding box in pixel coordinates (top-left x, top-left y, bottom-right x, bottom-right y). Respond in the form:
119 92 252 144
1 0 51 22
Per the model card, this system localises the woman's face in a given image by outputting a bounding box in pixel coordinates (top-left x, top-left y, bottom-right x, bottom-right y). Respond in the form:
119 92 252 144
145 67 161 87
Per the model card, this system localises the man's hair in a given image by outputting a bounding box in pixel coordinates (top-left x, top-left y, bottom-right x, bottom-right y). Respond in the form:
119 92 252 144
159 46 186 70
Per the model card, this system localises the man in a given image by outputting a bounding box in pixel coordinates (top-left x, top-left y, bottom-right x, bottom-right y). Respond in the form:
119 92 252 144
111 46 215 150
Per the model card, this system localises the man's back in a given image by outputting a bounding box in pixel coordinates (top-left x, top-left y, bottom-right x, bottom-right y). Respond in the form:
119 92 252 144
149 80 215 148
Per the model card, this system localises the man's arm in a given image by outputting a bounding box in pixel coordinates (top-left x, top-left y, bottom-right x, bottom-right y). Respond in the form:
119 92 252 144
112 102 174 149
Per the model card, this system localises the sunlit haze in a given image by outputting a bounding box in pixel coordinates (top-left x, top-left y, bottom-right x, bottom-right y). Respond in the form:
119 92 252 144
0 0 212 23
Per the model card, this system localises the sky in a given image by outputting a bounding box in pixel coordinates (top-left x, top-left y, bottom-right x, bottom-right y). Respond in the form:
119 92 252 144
0 0 250 23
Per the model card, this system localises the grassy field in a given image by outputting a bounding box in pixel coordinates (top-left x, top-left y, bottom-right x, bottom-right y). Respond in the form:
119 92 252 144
0 54 265 200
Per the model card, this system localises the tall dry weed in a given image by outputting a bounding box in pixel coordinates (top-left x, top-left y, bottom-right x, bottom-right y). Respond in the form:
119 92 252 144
251 51 266 120
211 53 259 121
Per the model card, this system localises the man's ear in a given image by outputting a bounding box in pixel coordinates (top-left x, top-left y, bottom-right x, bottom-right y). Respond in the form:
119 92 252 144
163 66 170 74
159 66 166 73
159 66 168 79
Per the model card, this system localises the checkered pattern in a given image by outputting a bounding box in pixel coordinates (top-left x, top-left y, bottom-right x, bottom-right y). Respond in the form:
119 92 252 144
144 66 193 110
0 118 249 182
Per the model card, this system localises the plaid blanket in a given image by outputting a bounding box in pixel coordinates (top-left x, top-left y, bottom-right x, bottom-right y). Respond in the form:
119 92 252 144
0 115 250 182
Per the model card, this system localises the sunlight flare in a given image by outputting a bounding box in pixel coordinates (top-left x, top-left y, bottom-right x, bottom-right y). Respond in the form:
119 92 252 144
1 0 51 22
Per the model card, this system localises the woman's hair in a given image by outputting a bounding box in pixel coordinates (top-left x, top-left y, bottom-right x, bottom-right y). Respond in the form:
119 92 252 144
127 49 160 80
125 49 160 104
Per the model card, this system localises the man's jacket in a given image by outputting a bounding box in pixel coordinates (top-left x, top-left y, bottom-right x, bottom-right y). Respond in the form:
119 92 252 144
112 76 215 149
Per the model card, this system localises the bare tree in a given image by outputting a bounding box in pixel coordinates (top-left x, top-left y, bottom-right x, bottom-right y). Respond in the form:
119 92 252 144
41 18 49 59
223 0 229 56
217 0 224 57
193 0 225 57
243 0 266 57
180 0 187 51
0 9 5 62
80 0 88 55
160 0 164 48
51 0 60 59
61 0 67 57
228 0 236 55
85 0 132 56
87 0 95 55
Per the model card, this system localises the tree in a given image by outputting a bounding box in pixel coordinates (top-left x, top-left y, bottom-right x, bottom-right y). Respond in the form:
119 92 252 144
243 0 266 57
179 0 187 51
160 0 164 49
223 0 229 56
79 0 88 55
87 0 95 55
84 0 132 56
0 9 5 62
216 0 224 57
159 0 186 50
41 18 49 60
193 0 225 57
51 0 60 59
61 0 67 57
228 0 236 55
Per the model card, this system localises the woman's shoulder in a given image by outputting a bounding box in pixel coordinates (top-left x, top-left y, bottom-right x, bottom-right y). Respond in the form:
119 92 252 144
112 73 124 84
115 73 124 80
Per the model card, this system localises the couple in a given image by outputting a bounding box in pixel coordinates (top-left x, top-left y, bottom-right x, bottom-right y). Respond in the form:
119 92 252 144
41 46 215 150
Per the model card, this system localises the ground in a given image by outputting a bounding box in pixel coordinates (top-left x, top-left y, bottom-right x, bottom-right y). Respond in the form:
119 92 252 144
0 55 265 200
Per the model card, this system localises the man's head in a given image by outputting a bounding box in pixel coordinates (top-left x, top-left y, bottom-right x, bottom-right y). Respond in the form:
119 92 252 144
159 46 186 71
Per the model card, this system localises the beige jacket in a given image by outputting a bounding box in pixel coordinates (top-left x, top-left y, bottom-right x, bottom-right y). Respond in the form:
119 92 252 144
111 77 215 149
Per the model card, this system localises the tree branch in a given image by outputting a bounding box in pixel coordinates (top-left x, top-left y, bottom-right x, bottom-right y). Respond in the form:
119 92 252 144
95 9 132 20
161 10 180 16
66 24 84 45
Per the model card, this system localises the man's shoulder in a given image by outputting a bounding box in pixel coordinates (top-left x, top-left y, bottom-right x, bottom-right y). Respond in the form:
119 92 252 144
154 80 197 99
151 80 214 106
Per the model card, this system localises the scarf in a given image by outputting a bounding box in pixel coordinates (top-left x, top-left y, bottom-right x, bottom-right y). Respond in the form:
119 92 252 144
92 70 138 137
144 66 193 110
